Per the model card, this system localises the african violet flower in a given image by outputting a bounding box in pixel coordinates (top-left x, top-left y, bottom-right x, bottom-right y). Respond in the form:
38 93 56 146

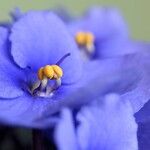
2 8 150 150
0 10 137 128
66 7 139 60
65 6 150 122
0 11 83 128
54 94 138 150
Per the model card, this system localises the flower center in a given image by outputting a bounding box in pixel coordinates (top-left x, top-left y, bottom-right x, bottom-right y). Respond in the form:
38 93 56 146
75 31 95 56
29 53 70 98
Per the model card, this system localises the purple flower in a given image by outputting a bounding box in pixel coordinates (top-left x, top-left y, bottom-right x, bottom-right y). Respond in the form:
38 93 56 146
67 7 139 60
54 94 138 150
0 11 82 128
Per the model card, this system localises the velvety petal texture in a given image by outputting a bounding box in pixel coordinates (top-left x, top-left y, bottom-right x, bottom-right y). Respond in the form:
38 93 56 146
55 109 78 150
0 94 59 128
96 38 139 58
10 11 82 84
50 57 140 113
121 44 150 114
54 94 138 150
0 27 8 52
0 27 24 98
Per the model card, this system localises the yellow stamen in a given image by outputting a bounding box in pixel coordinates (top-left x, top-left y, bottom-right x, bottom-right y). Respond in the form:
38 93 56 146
75 31 95 48
85 32 95 45
51 65 63 79
43 65 54 79
37 65 63 81
75 32 86 46
38 67 44 80
33 54 70 97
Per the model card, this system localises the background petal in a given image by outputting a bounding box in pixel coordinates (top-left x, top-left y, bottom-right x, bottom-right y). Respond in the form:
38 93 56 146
54 109 78 150
121 45 150 114
96 39 139 58
69 7 128 40
137 121 150 150
77 94 138 150
10 11 82 84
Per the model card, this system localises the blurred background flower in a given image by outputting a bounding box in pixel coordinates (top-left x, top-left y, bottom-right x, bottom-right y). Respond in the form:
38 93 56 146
54 94 138 150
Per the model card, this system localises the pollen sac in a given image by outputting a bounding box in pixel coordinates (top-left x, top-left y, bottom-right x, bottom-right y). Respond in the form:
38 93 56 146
43 65 54 79
38 67 44 80
38 65 63 81
51 65 63 79
75 31 95 48
75 32 86 46
86 32 95 45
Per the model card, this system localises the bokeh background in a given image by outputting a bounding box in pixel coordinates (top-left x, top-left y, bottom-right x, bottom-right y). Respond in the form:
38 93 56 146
0 0 149 149
0 0 149 41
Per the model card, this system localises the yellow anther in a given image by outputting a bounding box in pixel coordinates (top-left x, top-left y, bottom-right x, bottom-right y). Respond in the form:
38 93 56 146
75 32 86 46
38 67 44 80
43 65 54 79
35 56 68 96
85 32 95 45
75 31 95 47
51 65 63 79
37 65 63 81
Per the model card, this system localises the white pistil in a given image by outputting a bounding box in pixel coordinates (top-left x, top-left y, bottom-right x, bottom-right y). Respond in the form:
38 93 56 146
30 80 41 94
40 76 48 91
86 43 95 55
46 78 61 95
30 77 62 98
80 43 95 61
